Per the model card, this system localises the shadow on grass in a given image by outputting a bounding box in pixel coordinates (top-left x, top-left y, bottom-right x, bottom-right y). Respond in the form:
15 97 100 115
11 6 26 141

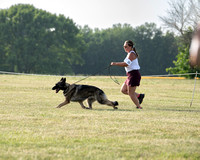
151 108 200 113
92 108 138 112
93 108 200 113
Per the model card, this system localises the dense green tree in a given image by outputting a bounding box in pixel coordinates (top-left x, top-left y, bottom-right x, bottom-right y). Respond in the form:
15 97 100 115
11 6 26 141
166 44 200 78
133 23 178 75
73 24 135 75
0 4 84 74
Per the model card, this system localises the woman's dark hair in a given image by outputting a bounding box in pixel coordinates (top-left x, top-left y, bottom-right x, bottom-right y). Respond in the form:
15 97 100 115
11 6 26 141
125 40 139 57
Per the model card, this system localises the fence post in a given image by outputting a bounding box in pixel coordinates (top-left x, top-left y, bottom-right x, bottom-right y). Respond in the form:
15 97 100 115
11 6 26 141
190 71 198 107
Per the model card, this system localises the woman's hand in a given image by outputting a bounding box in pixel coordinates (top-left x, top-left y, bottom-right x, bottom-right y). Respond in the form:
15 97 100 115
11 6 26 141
110 62 114 66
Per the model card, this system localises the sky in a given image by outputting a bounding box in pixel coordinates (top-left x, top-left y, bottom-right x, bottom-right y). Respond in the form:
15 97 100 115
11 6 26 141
0 0 170 29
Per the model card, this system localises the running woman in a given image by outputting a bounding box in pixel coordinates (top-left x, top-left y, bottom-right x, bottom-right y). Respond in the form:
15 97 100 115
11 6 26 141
111 40 145 109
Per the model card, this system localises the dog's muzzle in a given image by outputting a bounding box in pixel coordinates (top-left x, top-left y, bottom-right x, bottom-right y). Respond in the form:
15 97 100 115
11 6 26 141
52 86 60 93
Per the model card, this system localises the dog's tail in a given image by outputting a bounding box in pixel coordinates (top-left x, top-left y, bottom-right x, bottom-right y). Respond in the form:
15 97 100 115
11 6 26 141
96 90 118 107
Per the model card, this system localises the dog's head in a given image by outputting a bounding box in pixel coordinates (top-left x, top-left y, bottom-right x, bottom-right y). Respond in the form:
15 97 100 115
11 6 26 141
52 78 69 93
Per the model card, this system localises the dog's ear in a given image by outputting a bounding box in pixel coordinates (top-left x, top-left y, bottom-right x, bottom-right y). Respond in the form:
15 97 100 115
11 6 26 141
62 78 66 83
60 77 66 83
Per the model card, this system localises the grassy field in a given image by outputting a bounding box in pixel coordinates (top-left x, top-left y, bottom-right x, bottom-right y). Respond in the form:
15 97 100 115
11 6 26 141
0 74 200 160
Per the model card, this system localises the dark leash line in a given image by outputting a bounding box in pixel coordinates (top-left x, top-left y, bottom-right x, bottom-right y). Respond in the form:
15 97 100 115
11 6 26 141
108 65 120 85
72 65 120 85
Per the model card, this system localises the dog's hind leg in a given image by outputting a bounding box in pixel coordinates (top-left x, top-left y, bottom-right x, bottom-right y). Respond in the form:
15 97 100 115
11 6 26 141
79 101 90 109
87 97 96 109
103 99 118 109
56 100 69 108
97 93 118 109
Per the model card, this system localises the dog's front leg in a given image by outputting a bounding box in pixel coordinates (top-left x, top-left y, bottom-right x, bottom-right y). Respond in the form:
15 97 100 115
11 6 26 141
56 100 69 108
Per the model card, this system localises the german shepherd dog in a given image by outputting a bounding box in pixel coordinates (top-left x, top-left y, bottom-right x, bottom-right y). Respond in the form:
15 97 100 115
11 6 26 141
52 78 118 109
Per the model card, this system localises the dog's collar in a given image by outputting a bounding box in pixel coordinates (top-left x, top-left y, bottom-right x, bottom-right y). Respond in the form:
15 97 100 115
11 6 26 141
63 86 69 92
63 84 75 94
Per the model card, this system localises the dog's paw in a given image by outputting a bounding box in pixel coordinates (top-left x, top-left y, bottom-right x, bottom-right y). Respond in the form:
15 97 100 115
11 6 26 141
114 101 118 106
113 107 118 109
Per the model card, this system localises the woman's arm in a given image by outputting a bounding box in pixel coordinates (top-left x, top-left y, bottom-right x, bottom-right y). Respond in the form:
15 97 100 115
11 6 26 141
111 52 137 67
110 62 128 67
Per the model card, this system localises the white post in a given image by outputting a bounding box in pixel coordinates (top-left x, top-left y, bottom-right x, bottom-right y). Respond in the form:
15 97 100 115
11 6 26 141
190 71 198 107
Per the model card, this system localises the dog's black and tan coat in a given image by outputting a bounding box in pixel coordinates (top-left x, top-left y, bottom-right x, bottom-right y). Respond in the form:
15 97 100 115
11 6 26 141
52 78 118 109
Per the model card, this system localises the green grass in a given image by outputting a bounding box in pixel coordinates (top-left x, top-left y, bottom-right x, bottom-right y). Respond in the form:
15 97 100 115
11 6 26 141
0 74 200 160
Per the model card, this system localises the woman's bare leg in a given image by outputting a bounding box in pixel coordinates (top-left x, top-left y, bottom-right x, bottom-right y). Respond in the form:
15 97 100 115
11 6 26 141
121 83 140 97
127 86 141 108
121 83 128 95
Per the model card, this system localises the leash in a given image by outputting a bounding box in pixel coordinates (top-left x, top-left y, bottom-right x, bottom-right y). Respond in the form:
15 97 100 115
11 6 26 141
108 65 120 85
73 65 120 85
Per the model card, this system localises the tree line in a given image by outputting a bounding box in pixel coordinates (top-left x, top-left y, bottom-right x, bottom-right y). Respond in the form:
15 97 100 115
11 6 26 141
0 3 197 77
74 24 177 76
